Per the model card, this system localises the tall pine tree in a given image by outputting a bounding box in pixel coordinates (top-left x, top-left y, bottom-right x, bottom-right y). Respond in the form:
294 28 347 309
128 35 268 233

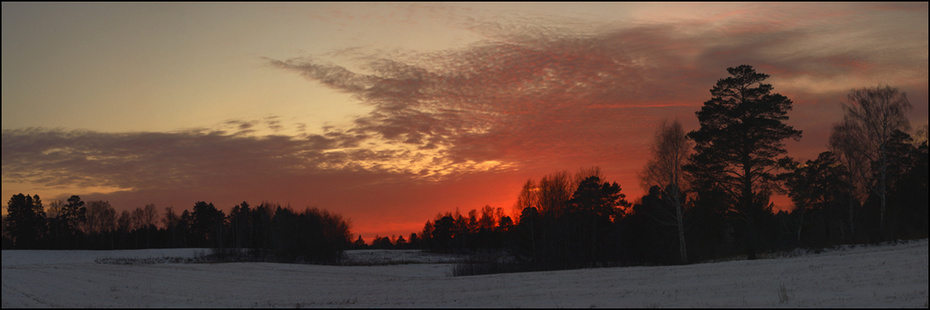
686 65 802 259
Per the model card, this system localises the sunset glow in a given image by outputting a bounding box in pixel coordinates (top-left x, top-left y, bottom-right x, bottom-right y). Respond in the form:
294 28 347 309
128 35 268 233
3 2 927 241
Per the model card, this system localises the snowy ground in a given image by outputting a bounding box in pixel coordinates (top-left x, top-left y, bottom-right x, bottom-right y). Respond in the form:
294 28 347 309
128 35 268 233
3 240 927 308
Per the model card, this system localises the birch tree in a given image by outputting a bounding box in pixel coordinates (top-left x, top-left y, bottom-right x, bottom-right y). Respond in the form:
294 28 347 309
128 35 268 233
837 84 912 236
640 119 691 264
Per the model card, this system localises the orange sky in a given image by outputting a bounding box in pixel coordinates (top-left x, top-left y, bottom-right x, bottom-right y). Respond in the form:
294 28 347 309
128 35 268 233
2 3 928 242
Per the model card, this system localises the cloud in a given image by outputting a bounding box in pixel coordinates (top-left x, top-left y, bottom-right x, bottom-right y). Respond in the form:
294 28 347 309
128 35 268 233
1 125 530 239
1 121 513 203
2 128 313 190
3 3 926 237
270 26 707 170
270 11 927 174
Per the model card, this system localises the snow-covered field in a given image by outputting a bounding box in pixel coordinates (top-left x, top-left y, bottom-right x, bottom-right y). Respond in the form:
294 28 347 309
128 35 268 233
3 240 927 308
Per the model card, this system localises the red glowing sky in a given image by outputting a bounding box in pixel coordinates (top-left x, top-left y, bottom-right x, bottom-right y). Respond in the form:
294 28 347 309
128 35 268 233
2 3 927 241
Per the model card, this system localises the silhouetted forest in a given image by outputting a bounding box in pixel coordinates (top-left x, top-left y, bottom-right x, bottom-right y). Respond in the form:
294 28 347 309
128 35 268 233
3 65 927 272
2 198 350 264
358 65 929 273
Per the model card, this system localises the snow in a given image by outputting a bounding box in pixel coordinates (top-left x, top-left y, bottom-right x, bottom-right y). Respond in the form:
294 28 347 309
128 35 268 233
3 240 927 308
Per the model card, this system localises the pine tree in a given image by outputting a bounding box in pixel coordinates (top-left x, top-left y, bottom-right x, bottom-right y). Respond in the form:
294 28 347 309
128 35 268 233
686 65 802 259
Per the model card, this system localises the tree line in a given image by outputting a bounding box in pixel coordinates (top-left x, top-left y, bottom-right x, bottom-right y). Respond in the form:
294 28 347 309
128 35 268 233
2 197 351 264
3 65 927 271
397 65 926 272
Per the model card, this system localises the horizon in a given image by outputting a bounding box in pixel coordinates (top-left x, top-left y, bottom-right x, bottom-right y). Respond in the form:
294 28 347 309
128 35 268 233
3 2 928 242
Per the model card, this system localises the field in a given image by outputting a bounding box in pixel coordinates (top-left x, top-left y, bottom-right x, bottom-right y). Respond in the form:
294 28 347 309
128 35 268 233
3 240 927 308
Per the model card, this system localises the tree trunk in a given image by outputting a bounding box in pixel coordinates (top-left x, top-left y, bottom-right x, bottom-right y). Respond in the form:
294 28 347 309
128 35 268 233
848 184 855 242
796 207 805 246
746 214 757 260
671 186 688 264
879 145 887 239
743 159 757 260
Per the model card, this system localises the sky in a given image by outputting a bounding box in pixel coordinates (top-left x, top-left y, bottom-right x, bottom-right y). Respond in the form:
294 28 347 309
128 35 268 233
2 2 928 241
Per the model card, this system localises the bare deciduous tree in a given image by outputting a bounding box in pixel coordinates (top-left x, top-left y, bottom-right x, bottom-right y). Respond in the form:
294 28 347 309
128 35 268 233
640 119 691 264
829 118 871 238
572 166 605 191
45 200 63 219
537 171 573 218
83 200 116 235
131 207 145 232
514 167 607 222
142 204 158 229
117 210 131 233
839 84 912 234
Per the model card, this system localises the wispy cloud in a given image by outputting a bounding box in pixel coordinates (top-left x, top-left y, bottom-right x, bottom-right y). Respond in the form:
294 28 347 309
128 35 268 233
269 6 927 175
